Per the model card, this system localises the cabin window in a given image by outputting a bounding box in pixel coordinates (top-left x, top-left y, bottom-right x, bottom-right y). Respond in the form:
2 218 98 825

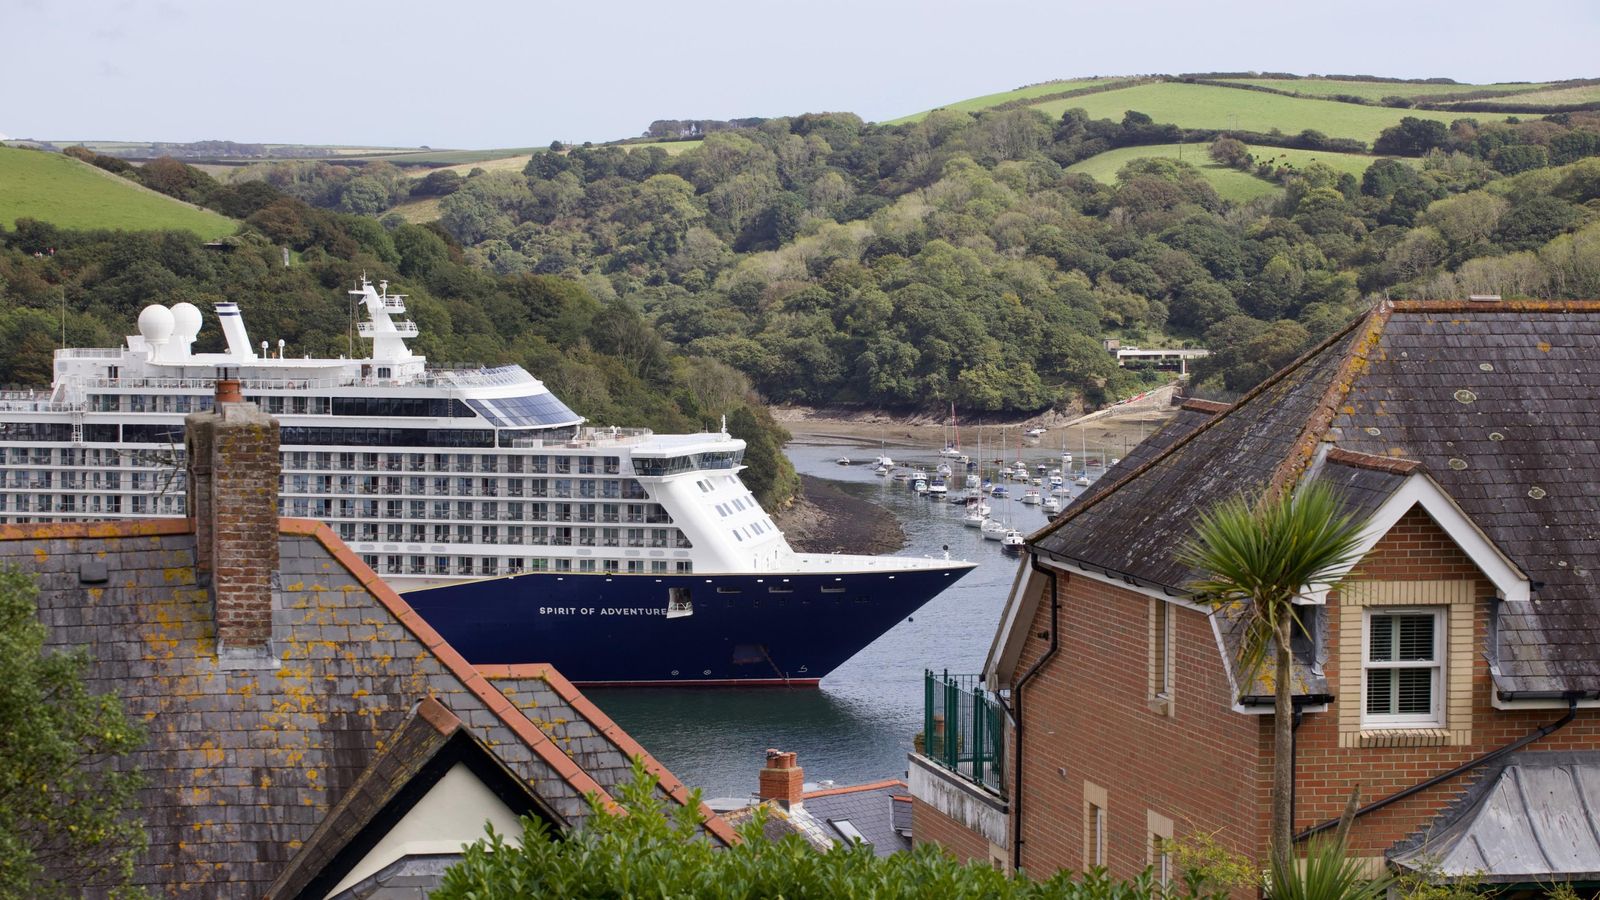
1363 609 1444 727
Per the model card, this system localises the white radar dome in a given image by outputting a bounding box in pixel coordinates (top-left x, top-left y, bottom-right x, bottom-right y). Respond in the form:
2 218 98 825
137 304 175 343
170 302 202 341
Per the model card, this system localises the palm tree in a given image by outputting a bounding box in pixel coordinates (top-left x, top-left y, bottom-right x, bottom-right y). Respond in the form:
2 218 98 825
1179 480 1365 876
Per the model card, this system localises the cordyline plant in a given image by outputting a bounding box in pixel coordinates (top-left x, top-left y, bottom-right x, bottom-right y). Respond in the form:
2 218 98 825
1179 480 1365 877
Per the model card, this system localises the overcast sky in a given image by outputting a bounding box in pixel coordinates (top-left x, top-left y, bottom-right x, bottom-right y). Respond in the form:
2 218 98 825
6 0 1598 149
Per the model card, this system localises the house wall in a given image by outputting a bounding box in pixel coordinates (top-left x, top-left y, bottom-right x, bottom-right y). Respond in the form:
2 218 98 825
1009 569 1261 884
1289 507 1600 858
913 800 994 864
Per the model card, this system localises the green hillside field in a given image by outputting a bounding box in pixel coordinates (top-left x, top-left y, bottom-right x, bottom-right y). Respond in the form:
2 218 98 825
1027 82 1469 143
0 146 237 238
1065 143 1399 203
1470 83 1600 106
886 78 1116 124
1223 78 1554 101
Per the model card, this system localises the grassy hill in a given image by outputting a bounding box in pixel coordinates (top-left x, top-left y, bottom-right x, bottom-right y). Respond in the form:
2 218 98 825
0 147 237 238
1027 82 1461 143
886 78 1118 124
1221 78 1556 102
1065 142 1403 202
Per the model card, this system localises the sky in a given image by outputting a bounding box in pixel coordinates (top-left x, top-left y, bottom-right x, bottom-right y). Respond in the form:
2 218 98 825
5 0 1599 149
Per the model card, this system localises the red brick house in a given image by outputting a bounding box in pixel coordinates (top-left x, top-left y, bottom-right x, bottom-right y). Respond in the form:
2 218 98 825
910 300 1600 890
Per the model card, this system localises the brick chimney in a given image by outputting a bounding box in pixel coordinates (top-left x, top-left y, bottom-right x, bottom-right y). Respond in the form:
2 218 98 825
186 375 280 658
758 749 804 809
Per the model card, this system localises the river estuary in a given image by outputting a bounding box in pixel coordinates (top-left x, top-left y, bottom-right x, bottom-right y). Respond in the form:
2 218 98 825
586 440 1099 801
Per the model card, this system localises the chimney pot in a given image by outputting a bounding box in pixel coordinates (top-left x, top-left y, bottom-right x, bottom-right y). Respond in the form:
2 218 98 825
757 747 805 809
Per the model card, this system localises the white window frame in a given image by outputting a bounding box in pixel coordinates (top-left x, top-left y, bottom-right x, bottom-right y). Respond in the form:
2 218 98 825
1151 599 1172 702
1361 607 1445 728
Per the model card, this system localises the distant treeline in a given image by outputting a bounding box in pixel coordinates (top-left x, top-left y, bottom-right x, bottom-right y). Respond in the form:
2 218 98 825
643 119 770 140
4 154 801 508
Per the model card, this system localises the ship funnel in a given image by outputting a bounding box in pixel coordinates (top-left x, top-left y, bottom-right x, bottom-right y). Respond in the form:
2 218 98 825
214 301 257 359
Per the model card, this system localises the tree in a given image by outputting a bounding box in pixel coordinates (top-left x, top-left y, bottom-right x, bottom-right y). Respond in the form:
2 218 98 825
436 758 1233 899
0 567 146 896
1179 482 1364 876
1208 136 1251 170
1373 117 1450 156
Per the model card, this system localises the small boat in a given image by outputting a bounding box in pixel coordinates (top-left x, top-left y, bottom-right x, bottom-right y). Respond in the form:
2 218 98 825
874 464 889 477
1025 427 1046 438
928 478 948 498
990 484 1009 498
875 453 895 468
936 462 952 477
981 519 1008 541
1020 488 1041 505
939 443 965 458
1074 474 1091 487
836 457 851 466
1036 463 1048 473
962 508 987 528
1110 457 1121 467
1001 529 1026 553
1031 477 1043 486
1042 495 1062 514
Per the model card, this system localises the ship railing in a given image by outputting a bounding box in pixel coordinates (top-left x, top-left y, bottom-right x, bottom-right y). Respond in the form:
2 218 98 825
83 375 353 391
56 348 124 359
922 671 1005 795
0 399 84 413
429 365 535 388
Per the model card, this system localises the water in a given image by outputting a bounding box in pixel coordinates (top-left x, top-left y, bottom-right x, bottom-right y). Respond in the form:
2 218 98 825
586 442 1094 800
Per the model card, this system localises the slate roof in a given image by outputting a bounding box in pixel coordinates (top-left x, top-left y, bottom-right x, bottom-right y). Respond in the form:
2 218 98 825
1391 751 1600 883
801 780 911 857
0 518 733 897
719 780 910 857
266 698 556 899
1032 300 1600 695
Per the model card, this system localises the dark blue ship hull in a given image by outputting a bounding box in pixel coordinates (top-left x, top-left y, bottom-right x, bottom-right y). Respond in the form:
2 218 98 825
402 563 975 685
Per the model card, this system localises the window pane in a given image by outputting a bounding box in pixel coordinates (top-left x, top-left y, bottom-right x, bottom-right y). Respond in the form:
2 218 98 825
1397 615 1435 661
1368 615 1394 662
1366 668 1394 715
1397 668 1433 714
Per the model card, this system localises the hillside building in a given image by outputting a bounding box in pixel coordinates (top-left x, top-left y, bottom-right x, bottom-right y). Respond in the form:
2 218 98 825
910 299 1600 890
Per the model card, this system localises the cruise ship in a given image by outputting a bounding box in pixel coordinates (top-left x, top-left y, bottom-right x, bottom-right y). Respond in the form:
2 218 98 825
0 279 975 684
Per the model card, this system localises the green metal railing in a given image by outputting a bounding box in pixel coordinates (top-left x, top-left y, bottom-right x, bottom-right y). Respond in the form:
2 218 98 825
922 670 1005 793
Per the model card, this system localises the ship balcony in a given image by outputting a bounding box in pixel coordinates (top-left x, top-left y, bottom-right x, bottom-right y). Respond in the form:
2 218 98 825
357 321 419 338
378 296 407 312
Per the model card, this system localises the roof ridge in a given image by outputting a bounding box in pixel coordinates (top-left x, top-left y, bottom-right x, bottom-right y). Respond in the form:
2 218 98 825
802 778 906 799
1324 447 1421 475
1179 398 1231 414
1264 301 1394 499
1028 302 1385 544
482 662 740 846
1392 299 1600 313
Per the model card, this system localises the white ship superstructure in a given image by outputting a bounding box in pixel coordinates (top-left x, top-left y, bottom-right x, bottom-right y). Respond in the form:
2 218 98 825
1 279 828 587
1 278 976 683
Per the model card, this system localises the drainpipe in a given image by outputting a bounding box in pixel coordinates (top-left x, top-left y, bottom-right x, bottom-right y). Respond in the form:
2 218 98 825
1295 696 1579 842
1291 709 1304 834
1010 552 1061 873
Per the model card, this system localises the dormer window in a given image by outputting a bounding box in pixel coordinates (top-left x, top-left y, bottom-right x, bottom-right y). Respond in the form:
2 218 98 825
1363 609 1444 727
